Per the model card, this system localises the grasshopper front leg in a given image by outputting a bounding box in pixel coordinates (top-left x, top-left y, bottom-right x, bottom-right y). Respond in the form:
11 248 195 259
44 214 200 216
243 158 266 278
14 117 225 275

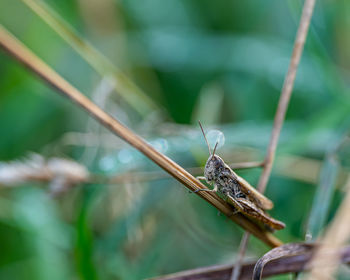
194 176 218 193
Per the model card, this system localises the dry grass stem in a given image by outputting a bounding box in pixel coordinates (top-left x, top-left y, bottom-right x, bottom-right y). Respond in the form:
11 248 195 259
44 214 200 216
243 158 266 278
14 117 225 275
232 0 316 278
305 176 350 280
0 24 282 247
0 155 261 187
230 231 250 280
21 0 157 115
257 0 316 193
150 245 350 280
0 154 88 187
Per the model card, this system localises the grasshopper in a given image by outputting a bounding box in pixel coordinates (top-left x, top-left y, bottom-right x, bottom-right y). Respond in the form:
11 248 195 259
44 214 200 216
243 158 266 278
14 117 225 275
196 121 285 230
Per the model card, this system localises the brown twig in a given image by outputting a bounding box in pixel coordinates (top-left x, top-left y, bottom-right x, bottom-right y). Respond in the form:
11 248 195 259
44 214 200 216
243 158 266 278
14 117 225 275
232 0 316 278
149 245 350 280
0 24 282 247
253 242 315 280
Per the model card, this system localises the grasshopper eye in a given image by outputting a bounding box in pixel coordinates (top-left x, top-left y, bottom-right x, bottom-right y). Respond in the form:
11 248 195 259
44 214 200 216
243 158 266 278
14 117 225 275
210 156 222 169
216 158 223 168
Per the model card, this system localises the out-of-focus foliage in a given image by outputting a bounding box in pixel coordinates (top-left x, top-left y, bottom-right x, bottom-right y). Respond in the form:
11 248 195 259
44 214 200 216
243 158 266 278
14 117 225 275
0 0 350 279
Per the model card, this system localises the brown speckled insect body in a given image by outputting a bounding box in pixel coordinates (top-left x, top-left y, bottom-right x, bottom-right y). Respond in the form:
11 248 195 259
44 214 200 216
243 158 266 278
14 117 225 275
197 121 285 230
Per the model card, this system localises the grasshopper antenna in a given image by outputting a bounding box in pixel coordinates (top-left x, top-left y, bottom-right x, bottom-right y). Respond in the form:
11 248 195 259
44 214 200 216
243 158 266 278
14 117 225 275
198 120 211 155
212 141 219 156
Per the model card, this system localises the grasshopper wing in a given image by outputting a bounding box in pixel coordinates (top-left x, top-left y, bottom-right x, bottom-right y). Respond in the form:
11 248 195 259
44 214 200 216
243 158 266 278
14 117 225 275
235 174 274 210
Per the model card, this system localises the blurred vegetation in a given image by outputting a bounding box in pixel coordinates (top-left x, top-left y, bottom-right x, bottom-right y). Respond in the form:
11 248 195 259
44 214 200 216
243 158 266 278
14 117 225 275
0 0 350 279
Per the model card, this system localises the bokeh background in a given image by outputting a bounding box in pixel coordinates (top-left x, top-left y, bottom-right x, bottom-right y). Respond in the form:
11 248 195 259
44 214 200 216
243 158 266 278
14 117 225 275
1 0 350 279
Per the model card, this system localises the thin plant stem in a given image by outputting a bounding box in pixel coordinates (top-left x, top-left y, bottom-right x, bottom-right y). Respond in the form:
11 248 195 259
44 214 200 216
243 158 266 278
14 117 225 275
231 0 316 278
231 232 250 280
257 0 316 194
103 161 264 184
21 0 157 116
150 245 350 280
0 24 282 248
306 177 350 280
0 157 263 187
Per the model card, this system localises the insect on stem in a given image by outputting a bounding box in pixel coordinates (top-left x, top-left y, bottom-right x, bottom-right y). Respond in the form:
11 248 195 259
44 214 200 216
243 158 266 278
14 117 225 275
198 120 212 155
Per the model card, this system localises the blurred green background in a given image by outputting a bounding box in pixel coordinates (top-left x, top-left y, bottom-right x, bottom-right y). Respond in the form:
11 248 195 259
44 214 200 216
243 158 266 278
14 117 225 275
0 0 350 279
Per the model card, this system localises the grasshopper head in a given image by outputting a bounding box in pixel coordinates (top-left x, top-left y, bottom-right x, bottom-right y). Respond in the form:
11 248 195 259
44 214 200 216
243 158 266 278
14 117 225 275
198 121 224 183
204 154 224 182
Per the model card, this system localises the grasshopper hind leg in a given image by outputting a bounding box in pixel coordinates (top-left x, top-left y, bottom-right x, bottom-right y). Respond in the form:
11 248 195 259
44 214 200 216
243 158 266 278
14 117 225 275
226 192 244 216
230 196 286 230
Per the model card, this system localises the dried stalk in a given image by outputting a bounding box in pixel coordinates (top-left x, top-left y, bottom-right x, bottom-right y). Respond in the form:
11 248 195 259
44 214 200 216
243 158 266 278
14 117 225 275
0 154 88 187
230 231 250 280
0 155 262 187
257 0 316 193
149 245 350 280
306 177 350 280
0 24 282 247
232 0 316 278
6 152 345 187
5 152 345 188
21 0 157 116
